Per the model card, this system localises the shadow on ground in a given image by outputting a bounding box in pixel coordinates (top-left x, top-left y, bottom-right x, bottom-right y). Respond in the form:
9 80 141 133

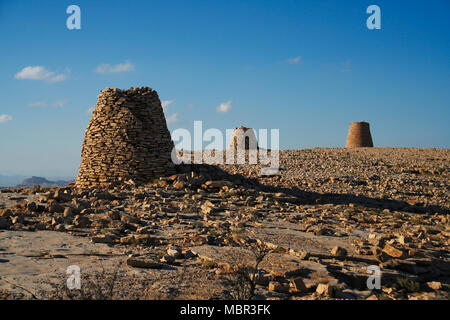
175 163 449 216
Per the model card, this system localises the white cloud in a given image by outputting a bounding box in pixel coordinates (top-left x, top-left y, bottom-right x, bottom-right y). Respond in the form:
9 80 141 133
86 106 95 114
52 100 67 108
161 100 174 111
14 66 68 82
28 100 67 108
286 56 301 64
166 113 178 124
95 61 135 74
0 114 13 124
47 74 68 83
216 100 232 113
15 66 52 80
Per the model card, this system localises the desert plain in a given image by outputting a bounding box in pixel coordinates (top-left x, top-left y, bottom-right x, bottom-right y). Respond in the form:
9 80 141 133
0 147 448 300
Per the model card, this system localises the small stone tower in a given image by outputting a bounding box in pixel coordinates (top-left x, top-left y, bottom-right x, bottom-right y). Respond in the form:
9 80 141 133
345 121 374 148
228 126 259 151
75 87 175 188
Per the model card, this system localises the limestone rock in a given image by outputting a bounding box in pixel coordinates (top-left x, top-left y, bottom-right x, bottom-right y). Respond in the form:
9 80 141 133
126 257 164 269
73 215 91 228
167 246 181 258
383 244 406 259
0 209 13 218
268 281 290 293
92 234 116 244
316 283 334 297
63 207 73 218
291 277 308 293
426 281 442 291
331 246 348 258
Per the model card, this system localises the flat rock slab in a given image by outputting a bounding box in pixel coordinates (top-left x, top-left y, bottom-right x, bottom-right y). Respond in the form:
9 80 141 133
0 230 126 297
190 245 327 277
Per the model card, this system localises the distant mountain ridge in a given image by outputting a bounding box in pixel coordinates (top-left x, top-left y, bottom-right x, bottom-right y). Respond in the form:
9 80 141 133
16 176 74 187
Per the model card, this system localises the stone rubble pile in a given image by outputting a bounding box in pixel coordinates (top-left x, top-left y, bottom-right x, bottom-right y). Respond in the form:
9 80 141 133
75 87 175 188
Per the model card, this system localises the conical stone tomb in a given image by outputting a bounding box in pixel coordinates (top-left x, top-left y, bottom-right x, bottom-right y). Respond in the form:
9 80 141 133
75 87 175 188
345 121 374 148
228 126 259 151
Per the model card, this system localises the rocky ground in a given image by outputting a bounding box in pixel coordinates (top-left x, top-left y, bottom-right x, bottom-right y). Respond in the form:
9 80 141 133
0 148 449 300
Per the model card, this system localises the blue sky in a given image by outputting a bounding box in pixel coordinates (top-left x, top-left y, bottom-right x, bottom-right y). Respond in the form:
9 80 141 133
0 0 449 178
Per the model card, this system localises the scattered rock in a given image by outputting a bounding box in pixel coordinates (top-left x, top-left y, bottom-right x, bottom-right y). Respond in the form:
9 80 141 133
92 234 116 244
108 211 121 220
54 224 66 232
63 207 73 218
316 283 334 297
47 203 64 214
0 218 11 229
73 215 91 228
160 255 175 264
383 244 406 259
331 246 348 258
54 190 73 202
167 246 181 258
204 180 233 189
0 209 13 218
426 281 442 291
126 257 164 269
291 277 308 293
268 281 290 294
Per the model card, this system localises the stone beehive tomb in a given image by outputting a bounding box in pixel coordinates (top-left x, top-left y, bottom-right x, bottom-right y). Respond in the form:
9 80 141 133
228 126 259 151
75 87 175 188
345 121 374 148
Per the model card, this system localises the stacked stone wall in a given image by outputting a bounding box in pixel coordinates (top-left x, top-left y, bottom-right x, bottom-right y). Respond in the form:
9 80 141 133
75 87 175 188
346 121 374 148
